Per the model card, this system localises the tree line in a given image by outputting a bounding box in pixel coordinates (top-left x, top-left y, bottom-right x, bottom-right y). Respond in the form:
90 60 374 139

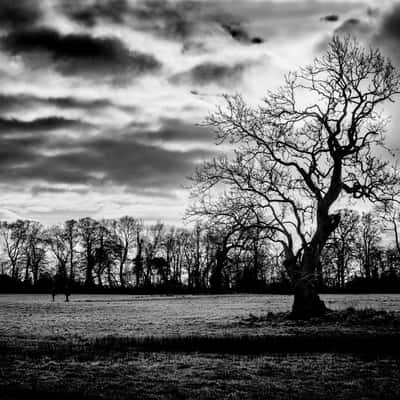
1 209 399 293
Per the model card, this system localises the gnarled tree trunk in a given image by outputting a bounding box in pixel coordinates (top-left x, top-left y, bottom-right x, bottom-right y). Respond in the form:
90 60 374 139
290 213 340 319
291 250 328 319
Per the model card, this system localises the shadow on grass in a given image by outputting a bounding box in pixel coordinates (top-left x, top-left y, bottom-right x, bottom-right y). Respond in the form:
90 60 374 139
1 332 400 360
245 307 400 326
0 386 102 400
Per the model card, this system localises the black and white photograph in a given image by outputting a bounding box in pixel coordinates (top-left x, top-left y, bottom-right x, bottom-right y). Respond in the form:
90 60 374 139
1 0 400 398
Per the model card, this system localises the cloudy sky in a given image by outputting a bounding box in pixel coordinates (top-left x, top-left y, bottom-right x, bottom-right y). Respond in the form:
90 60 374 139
0 0 399 225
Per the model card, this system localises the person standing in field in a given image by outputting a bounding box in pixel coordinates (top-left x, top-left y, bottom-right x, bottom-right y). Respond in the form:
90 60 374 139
51 275 71 302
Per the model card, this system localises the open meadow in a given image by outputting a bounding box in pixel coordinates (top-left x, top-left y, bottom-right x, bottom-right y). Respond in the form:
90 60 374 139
1 293 400 339
1 294 400 399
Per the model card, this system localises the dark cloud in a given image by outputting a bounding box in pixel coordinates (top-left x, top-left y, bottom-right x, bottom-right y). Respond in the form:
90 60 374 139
0 128 44 167
0 118 217 191
251 37 263 44
31 185 89 196
1 28 162 80
134 118 214 144
378 4 400 41
62 0 129 27
223 24 256 43
170 62 246 86
62 0 196 39
370 4 400 65
0 116 90 134
0 93 130 114
322 15 339 22
131 0 200 39
0 0 41 29
333 18 373 39
0 94 37 113
132 1 263 45
61 0 264 45
221 23 263 45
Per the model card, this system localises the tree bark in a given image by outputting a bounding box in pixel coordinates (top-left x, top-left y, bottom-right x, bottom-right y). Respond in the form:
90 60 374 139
291 248 328 318
119 260 125 288
292 278 328 319
85 255 95 287
290 212 340 319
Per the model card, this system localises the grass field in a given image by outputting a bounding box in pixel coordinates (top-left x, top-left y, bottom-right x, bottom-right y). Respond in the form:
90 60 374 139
1 293 400 339
1 294 400 399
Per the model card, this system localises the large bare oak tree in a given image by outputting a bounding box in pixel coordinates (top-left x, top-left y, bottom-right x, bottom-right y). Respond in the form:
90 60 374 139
189 36 400 318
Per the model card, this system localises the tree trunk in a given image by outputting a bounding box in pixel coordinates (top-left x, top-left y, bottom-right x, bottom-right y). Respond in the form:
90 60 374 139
210 248 226 293
107 262 113 287
85 258 94 287
135 237 143 288
24 259 30 282
32 264 39 286
292 278 328 319
97 272 103 287
69 253 74 283
119 260 125 288
291 211 340 318
291 249 327 318
291 246 332 318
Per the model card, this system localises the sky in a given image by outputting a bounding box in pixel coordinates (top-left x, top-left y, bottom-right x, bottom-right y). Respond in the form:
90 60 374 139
0 0 400 226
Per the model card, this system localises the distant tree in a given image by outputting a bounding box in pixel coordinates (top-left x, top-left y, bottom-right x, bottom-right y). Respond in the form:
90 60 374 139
0 220 28 280
77 217 100 288
189 36 400 318
110 216 139 287
377 195 400 257
65 219 78 283
45 225 70 280
323 209 360 287
191 224 202 290
383 247 400 278
133 220 144 288
24 221 47 285
207 222 250 292
143 222 164 286
356 212 383 279
161 227 187 287
94 220 125 287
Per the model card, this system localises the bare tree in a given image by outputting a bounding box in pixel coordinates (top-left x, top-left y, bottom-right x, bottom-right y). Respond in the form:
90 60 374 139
189 36 400 318
143 222 164 287
77 217 100 288
323 209 360 287
0 220 28 280
377 193 400 257
24 221 46 285
133 220 145 288
93 221 121 287
45 225 70 276
356 212 383 279
111 216 139 287
65 219 78 283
